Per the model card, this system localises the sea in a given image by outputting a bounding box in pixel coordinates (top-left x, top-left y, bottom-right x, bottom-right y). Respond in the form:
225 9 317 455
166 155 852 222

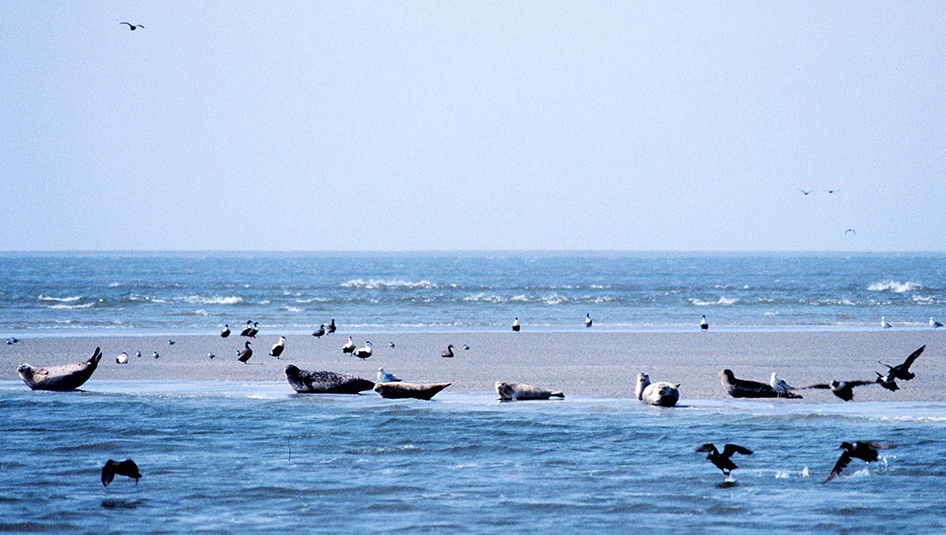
0 251 944 335
2 252 945 534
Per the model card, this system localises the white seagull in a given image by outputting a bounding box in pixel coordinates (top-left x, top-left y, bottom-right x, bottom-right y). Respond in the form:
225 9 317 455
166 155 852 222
769 372 795 397
931 317 944 329
377 368 401 383
881 317 891 329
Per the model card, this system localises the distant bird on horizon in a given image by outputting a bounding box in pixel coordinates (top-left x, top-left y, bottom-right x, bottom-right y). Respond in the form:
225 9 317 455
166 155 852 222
441 344 455 358
208 352 216 360
6 337 19 345
585 312 593 328
220 324 230 338
845 228 856 236
377 368 401 383
102 459 141 486
512 317 520 332
463 344 470 351
353 341 372 360
881 317 891 329
696 443 753 475
878 345 925 381
874 371 899 392
701 315 709 331
327 319 336 334
799 189 812 196
931 317 944 329
269 336 286 358
119 22 144 31
823 441 891 483
247 322 259 338
136 351 142 358
312 324 325 339
389 341 395 348
342 336 355 355
116 352 128 364
826 189 839 194
237 341 253 363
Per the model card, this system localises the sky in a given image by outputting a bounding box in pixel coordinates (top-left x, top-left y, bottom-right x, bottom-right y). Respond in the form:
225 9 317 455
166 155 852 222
1 1 945 251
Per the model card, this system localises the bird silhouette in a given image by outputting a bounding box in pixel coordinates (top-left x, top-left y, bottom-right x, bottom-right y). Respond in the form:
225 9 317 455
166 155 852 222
220 324 230 338
269 337 286 358
102 459 141 486
119 22 144 31
326 319 336 334
878 345 925 381
237 341 253 363
804 379 874 401
312 325 325 339
441 344 455 358
695 443 753 475
823 441 892 483
844 228 856 236
353 341 372 360
874 371 899 392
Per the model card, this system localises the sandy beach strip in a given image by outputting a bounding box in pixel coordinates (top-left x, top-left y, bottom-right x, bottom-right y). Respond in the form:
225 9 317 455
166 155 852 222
3 331 943 401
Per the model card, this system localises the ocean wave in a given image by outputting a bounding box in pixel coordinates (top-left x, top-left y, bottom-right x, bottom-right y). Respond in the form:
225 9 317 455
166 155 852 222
46 302 95 309
279 306 303 313
341 279 438 290
690 297 738 306
463 293 505 303
177 295 244 305
868 280 921 293
541 294 568 305
912 295 938 304
38 295 83 302
127 294 168 303
295 297 328 304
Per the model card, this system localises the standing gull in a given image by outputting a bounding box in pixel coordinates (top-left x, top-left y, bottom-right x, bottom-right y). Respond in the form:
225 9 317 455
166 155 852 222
237 341 253 363
377 368 401 383
269 336 286 358
931 317 944 329
353 341 372 360
769 372 796 397
881 317 891 329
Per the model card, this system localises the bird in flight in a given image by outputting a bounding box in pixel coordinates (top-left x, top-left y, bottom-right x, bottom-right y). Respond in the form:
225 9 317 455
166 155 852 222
823 441 892 483
878 345 925 381
696 443 753 475
844 229 856 236
120 22 144 31
826 189 839 194
799 189 812 196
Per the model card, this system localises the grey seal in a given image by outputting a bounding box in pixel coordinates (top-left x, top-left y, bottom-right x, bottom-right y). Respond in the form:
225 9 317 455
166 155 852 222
720 369 801 399
285 365 375 394
18 347 103 391
495 381 564 401
373 381 451 400
635 373 679 407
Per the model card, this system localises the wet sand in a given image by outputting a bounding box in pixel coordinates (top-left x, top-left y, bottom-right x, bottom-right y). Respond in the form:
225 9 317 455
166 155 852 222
3 331 943 401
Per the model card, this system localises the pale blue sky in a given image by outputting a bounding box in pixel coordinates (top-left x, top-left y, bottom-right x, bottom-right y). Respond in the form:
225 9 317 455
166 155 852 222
2 2 944 251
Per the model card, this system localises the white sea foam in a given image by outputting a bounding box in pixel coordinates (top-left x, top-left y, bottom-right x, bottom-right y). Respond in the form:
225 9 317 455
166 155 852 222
463 293 505 303
38 295 83 302
341 279 438 289
690 296 738 306
280 306 303 313
108 282 121 287
295 297 327 304
541 294 567 305
868 280 921 293
178 295 244 305
46 302 95 309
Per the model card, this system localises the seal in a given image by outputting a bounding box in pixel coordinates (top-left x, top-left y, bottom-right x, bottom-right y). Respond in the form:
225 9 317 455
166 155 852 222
720 369 801 399
284 365 375 394
18 347 103 391
373 381 451 400
495 381 564 401
635 373 680 407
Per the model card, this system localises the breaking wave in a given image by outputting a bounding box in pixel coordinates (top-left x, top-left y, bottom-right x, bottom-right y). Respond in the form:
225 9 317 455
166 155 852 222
178 295 244 305
690 296 739 306
341 279 438 290
868 280 921 293
38 295 82 302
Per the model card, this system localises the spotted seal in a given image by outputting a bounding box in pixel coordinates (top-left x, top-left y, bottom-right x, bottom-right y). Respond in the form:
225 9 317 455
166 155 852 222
495 381 564 401
635 373 680 407
373 382 451 400
284 365 375 394
18 347 103 391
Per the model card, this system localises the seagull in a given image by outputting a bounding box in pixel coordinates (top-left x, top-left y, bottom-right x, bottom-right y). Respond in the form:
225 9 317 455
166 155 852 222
441 344 455 358
152 351 160 359
804 379 874 401
220 324 231 338
799 189 812 196
240 321 254 337
881 317 891 329
389 341 395 348
931 317 944 329
237 341 253 363
823 441 892 483
353 341 372 360
844 229 856 236
312 325 325 339
874 371 899 392
269 336 286 358
700 315 709 331
102 459 141 486
208 352 216 360
878 345 925 381
326 319 336 334
695 443 753 475
116 352 128 364
463 344 470 351
585 313 593 328
377 368 401 383
342 336 356 355
119 22 144 31
168 339 176 346
769 372 795 397
512 317 520 332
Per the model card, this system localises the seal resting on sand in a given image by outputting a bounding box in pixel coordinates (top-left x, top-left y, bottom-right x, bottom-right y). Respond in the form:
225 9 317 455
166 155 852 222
635 373 680 407
374 382 451 400
719 369 802 399
495 381 564 401
284 365 375 394
18 347 103 391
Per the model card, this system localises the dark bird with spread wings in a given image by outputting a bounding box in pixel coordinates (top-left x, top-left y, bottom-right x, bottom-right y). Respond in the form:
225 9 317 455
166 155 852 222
879 345 925 381
102 459 141 486
823 441 892 483
120 22 144 31
696 443 753 475
803 379 874 401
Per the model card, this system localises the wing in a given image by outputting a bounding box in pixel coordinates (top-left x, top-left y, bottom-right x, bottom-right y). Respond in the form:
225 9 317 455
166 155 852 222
823 451 852 483
120 22 132 26
902 345 925 369
722 444 753 457
848 380 875 388
801 383 830 390
860 441 894 450
102 461 115 486
695 443 718 454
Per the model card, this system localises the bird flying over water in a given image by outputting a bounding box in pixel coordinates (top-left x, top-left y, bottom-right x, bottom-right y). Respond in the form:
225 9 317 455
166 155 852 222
826 189 839 194
119 22 144 31
799 189 812 196
823 441 891 483
804 379 874 401
874 371 899 392
878 345 925 381
102 459 141 486
696 443 753 475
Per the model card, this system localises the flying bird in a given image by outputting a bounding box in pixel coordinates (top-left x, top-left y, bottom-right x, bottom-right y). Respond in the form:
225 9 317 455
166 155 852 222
326 319 336 334
844 229 856 236
585 313 593 328
695 443 753 475
377 368 401 383
269 336 286 358
102 459 141 486
441 344 455 358
312 325 325 339
804 379 874 401
237 341 253 363
119 22 144 31
874 371 899 392
512 317 520 332
342 336 355 355
823 441 892 483
931 317 944 329
878 345 925 381
826 189 839 194
700 315 709 331
353 341 372 360
799 189 812 196
220 324 230 338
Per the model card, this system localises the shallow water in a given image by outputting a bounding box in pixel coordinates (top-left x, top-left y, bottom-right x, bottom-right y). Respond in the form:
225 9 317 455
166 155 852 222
1 381 943 534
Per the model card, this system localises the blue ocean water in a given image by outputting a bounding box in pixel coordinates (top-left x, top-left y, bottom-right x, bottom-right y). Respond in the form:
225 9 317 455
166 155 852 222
0 252 944 336
1 381 943 534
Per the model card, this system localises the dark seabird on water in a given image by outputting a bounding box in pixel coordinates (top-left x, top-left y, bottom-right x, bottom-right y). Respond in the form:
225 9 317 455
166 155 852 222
874 372 899 392
441 344 455 358
823 441 892 483
237 341 253 363
327 319 336 334
102 459 141 486
312 325 325 339
512 317 520 332
220 324 230 338
269 336 286 358
879 345 925 381
700 315 708 331
353 341 372 360
585 313 592 328
119 22 144 31
804 379 874 401
696 443 753 475
720 369 801 399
